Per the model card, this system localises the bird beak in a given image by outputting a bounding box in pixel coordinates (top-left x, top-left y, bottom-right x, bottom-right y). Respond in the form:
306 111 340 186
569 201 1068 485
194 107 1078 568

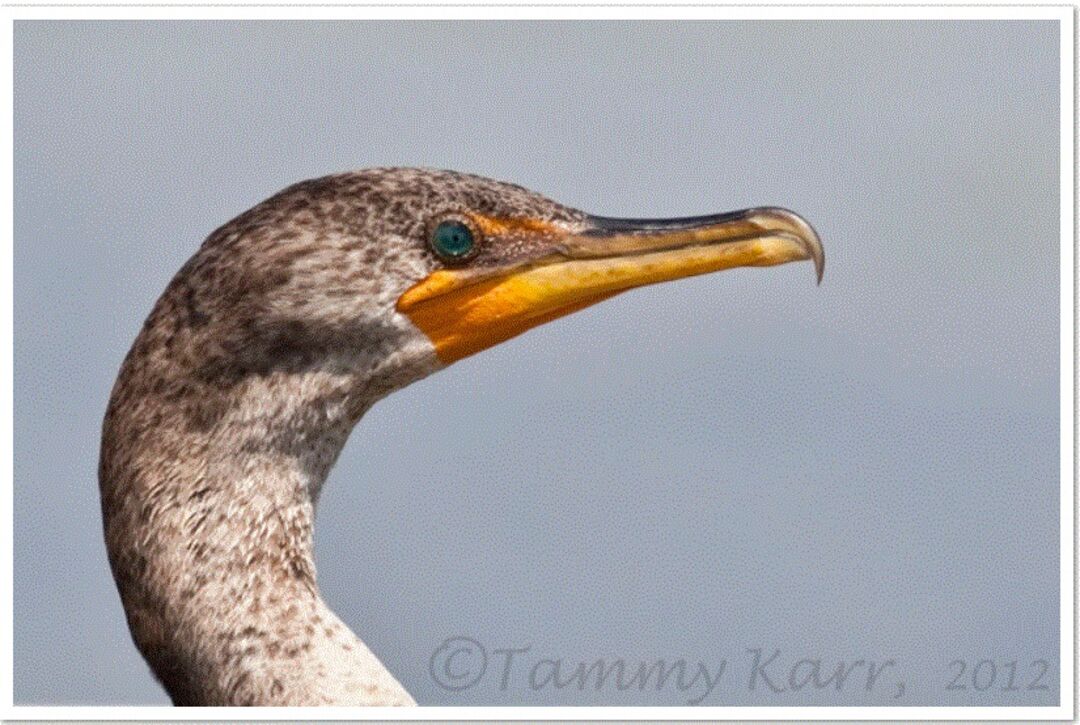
397 207 824 364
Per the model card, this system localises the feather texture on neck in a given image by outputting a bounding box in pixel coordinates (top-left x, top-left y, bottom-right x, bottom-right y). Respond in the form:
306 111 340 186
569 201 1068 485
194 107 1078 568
99 265 433 705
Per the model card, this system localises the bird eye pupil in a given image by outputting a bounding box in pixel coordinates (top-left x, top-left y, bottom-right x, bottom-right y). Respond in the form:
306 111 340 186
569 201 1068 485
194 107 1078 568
431 221 475 260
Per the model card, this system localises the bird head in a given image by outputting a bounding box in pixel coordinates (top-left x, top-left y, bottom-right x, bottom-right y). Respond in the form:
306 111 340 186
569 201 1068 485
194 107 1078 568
104 167 824 706
178 168 822 400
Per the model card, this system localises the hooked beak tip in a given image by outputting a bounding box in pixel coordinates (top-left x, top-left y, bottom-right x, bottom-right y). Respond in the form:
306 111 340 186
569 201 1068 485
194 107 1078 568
750 207 824 285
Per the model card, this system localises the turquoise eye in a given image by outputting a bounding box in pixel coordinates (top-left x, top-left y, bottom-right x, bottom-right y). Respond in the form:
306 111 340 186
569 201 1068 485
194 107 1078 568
431 220 476 260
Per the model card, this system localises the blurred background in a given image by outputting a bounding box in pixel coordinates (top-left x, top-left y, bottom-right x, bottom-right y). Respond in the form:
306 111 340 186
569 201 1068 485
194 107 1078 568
13 20 1060 705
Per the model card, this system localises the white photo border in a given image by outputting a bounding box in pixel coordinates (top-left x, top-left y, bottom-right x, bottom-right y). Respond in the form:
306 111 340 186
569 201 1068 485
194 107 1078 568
1 4 1073 721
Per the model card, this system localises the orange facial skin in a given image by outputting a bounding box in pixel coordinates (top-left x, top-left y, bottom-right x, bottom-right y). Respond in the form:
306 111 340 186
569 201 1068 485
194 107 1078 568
398 208 823 364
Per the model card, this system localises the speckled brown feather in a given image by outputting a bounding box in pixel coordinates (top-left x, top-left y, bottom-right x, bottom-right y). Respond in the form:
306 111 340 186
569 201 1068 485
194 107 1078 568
99 169 586 705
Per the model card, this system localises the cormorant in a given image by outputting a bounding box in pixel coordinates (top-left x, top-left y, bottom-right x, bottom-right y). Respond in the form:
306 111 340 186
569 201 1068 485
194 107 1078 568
99 168 823 705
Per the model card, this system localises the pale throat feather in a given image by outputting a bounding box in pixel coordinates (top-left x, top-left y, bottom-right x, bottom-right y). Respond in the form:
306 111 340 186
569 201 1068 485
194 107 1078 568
103 343 441 705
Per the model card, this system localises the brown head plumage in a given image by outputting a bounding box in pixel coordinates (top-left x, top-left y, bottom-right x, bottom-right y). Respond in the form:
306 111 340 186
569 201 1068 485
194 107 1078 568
99 167 822 705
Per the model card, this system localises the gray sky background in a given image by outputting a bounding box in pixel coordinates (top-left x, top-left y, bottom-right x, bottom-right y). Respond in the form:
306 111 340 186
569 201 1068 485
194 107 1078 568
13 20 1060 706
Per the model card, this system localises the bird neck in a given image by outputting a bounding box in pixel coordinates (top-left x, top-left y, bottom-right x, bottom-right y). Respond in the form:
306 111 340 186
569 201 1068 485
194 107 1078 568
100 347 419 705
